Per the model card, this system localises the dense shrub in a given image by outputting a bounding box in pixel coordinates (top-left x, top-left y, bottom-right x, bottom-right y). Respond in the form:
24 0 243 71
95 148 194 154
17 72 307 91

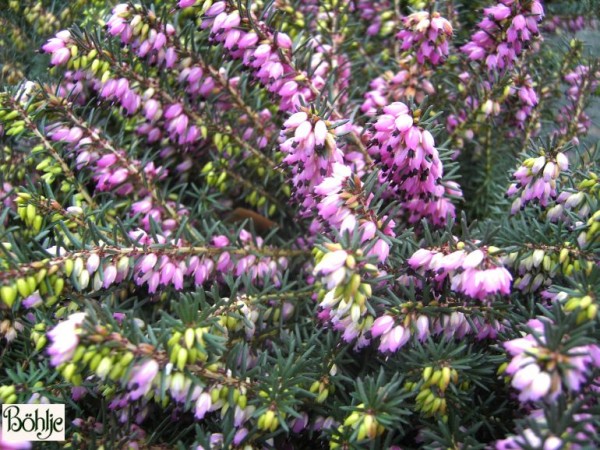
0 0 599 448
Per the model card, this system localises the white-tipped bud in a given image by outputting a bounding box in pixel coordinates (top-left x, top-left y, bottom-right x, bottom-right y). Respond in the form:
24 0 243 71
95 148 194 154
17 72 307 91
531 156 546 175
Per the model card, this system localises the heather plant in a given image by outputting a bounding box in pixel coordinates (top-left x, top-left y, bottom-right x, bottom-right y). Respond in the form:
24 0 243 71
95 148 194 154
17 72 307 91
0 0 599 449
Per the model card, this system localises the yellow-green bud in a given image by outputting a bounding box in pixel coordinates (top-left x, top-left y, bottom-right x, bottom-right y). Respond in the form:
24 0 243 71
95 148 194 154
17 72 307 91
1 285 17 307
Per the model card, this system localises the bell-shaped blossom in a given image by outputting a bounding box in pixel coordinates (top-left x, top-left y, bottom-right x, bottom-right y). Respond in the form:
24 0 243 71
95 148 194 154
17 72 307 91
47 313 87 366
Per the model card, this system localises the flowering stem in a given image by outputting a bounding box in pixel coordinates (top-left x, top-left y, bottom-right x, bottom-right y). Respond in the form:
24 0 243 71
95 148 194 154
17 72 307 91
0 244 308 283
6 96 96 209
50 99 204 239
78 35 281 172
85 328 253 388
172 34 269 138
555 73 592 148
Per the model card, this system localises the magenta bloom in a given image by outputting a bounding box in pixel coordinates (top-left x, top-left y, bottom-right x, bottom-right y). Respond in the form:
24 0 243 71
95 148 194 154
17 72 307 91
461 0 544 73
367 102 459 226
42 30 73 66
408 244 512 300
280 109 344 216
396 11 453 66
507 151 568 213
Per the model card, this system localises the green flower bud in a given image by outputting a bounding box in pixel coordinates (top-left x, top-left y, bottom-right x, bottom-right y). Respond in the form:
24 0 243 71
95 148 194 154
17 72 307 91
64 259 74 277
34 335 47 351
1 285 17 307
176 348 188 371
16 278 30 297
184 328 195 349
96 356 113 379
62 363 77 382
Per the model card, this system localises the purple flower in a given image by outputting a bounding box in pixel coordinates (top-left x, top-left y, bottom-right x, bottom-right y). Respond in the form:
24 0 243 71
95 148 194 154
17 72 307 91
22 292 43 309
42 30 73 66
396 11 453 66
409 244 512 300
233 428 248 445
86 253 100 274
178 0 197 8
71 386 87 401
511 362 551 401
138 253 158 274
103 265 118 288
507 152 568 212
503 319 600 403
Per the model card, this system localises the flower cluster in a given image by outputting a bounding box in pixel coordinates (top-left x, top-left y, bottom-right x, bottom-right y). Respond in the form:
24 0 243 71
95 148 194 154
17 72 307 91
408 243 512 300
104 9 218 146
41 29 74 66
45 122 180 231
396 11 453 66
361 64 435 116
128 228 289 292
198 2 313 112
1 0 600 449
314 163 395 257
546 169 599 247
507 74 539 131
47 124 163 195
367 102 459 226
503 318 600 402
313 245 375 322
507 152 569 213
501 248 556 294
44 312 260 433
555 65 599 144
461 0 544 72
496 409 597 449
43 7 230 150
106 4 178 68
279 109 344 215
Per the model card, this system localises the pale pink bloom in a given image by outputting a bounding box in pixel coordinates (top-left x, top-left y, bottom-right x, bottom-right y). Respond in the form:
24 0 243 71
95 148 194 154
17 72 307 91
103 265 118 288
462 249 484 268
313 250 348 275
379 325 410 352
408 248 435 269
86 253 100 274
128 359 159 400
371 315 394 338
195 392 213 419
47 313 86 366
0 430 32 449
